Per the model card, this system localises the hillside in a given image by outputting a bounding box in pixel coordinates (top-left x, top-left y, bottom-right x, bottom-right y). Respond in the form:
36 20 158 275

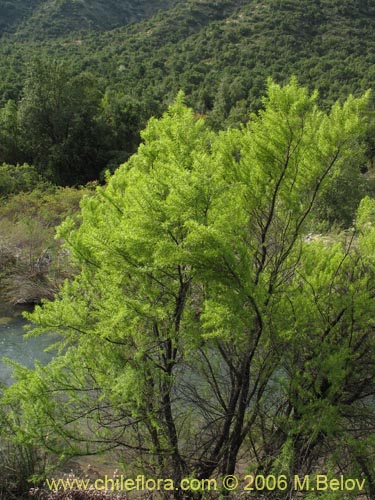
0 0 374 111
0 0 41 36
0 0 178 39
0 0 374 191
79 0 374 113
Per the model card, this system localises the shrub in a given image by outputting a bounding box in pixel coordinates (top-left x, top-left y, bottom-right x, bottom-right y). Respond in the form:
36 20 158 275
0 163 48 197
0 395 46 500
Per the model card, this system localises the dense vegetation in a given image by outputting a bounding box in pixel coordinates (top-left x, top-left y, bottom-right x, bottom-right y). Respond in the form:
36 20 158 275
1 0 375 190
1 0 375 130
0 1 375 499
0 0 178 39
1 82 375 500
0 177 92 305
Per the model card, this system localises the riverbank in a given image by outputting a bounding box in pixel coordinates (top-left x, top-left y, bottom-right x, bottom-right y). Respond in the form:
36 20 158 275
0 301 58 385
0 184 94 306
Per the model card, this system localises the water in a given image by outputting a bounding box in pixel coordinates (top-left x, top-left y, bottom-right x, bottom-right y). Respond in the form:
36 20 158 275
0 301 57 385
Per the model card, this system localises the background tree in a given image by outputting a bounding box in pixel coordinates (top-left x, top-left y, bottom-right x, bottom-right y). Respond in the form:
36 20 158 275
98 89 146 174
0 99 25 165
18 59 108 185
4 82 375 499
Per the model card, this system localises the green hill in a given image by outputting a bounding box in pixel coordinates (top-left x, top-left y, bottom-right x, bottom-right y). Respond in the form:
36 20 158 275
0 0 42 36
78 0 374 113
1 0 374 111
0 0 374 188
0 0 178 39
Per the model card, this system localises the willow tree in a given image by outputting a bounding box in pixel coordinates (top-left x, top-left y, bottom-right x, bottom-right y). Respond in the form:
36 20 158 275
5 80 375 498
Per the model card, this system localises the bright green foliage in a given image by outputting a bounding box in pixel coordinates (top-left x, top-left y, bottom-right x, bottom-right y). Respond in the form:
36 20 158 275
4 81 375 498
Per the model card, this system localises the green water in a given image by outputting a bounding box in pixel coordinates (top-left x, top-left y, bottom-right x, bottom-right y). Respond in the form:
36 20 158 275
0 301 57 385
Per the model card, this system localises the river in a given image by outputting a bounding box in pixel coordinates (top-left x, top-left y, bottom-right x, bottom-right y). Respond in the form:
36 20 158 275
0 301 57 385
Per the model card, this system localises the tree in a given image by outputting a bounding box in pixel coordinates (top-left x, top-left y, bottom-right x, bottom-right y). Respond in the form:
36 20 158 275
18 59 108 185
0 99 25 165
5 81 375 499
98 89 145 173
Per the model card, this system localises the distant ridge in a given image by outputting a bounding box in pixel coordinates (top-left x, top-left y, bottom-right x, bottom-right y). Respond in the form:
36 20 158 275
0 0 178 39
0 0 373 118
